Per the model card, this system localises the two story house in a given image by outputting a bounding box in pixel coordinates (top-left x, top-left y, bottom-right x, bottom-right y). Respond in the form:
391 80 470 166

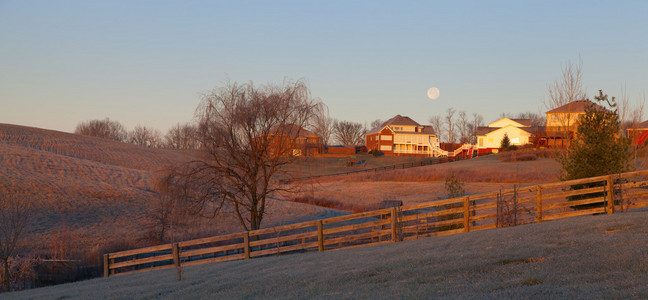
366 115 440 157
540 100 602 147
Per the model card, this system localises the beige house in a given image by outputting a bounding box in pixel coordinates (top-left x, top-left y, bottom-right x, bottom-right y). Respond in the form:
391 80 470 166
476 118 534 154
365 115 440 156
540 100 601 147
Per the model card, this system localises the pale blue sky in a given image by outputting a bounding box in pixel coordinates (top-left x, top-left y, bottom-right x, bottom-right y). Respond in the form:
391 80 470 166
1 1 647 133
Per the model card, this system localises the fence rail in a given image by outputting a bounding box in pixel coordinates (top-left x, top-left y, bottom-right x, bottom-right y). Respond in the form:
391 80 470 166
104 170 648 277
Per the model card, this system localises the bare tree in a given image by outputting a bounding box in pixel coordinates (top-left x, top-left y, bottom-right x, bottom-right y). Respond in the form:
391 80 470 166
470 113 484 144
429 115 445 143
333 120 366 146
0 195 32 292
457 111 470 144
516 111 546 127
309 102 334 146
128 125 162 148
445 108 456 144
370 119 384 131
74 118 127 142
164 123 200 150
545 58 586 145
146 181 186 243
161 80 318 231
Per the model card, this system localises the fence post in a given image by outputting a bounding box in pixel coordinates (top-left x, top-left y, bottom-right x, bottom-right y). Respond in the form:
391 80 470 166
243 232 250 259
536 185 543 222
607 175 614 214
172 243 181 281
391 207 399 242
317 220 324 251
172 243 180 267
463 197 470 232
103 254 109 277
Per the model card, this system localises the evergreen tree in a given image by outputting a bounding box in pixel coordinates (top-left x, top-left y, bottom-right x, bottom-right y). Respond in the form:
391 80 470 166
499 134 511 152
559 90 631 180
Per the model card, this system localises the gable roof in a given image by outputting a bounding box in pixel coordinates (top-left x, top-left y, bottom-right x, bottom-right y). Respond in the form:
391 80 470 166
367 115 421 134
488 118 532 128
546 100 604 114
477 125 539 136
382 115 421 127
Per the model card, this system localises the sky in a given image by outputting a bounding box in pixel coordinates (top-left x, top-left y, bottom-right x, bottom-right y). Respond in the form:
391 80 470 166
1 0 648 134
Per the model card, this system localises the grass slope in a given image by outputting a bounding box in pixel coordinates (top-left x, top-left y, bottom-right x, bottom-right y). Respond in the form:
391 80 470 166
8 211 648 299
0 124 345 257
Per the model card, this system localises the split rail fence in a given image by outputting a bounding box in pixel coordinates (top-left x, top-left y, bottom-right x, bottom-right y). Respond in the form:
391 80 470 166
104 170 648 277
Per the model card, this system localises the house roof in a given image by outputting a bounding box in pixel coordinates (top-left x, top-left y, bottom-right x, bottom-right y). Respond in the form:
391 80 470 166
546 100 603 114
510 119 532 126
268 124 318 138
476 125 539 137
367 115 421 134
476 126 496 136
488 118 532 128
633 120 648 129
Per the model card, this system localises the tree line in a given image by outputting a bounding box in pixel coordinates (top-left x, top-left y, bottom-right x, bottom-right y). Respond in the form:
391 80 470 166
74 119 201 150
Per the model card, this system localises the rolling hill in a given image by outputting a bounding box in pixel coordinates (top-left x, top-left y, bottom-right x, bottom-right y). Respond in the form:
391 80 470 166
0 124 344 262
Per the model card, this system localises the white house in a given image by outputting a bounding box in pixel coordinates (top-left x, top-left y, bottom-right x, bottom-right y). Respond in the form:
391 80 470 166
476 118 535 154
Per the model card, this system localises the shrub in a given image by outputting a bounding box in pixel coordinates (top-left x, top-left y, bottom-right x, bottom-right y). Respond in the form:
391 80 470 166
499 134 511 152
499 152 538 162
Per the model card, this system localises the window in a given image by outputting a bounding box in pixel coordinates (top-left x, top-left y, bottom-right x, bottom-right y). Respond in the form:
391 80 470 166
380 145 392 151
381 135 392 141
478 138 484 147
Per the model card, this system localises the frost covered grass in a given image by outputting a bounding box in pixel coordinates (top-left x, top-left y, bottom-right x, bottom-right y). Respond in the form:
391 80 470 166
0 124 344 261
317 155 560 184
8 210 648 299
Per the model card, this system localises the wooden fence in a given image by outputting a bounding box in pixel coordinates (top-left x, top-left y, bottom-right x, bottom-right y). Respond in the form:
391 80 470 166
104 170 648 277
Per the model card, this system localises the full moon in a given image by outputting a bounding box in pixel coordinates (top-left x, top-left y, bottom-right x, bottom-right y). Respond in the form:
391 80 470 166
427 87 440 100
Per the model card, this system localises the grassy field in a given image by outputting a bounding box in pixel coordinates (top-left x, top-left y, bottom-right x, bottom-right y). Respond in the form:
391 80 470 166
7 210 648 299
288 154 563 211
0 124 346 263
286 154 430 178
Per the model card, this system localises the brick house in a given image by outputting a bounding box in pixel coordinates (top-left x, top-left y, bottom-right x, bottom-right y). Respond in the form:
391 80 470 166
266 124 322 156
365 115 440 157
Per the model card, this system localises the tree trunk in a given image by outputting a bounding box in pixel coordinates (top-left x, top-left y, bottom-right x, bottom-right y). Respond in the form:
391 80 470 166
2 257 9 292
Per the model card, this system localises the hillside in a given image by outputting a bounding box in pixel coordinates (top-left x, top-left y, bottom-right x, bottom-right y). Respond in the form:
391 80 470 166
0 124 345 261
290 154 563 210
7 210 648 299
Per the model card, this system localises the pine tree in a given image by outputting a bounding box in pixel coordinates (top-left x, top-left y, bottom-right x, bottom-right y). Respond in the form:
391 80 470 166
559 90 631 210
559 90 631 180
499 134 511 152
